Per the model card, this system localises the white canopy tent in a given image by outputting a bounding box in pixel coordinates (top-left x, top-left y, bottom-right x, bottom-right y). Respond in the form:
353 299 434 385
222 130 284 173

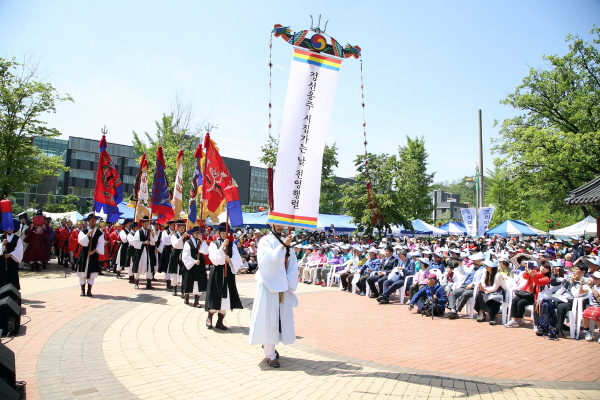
549 216 597 238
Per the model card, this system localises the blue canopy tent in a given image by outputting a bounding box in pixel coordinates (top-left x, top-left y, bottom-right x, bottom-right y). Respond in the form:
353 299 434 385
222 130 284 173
485 219 539 237
317 214 357 233
439 221 467 236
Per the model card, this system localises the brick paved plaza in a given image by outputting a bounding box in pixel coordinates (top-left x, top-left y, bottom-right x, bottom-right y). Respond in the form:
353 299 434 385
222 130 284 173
5 262 600 400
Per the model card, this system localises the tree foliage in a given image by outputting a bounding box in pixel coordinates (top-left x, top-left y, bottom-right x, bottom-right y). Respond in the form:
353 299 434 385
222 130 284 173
259 136 342 213
340 136 434 237
44 192 80 213
394 136 435 221
0 57 71 198
340 153 408 237
132 98 204 208
492 27 600 219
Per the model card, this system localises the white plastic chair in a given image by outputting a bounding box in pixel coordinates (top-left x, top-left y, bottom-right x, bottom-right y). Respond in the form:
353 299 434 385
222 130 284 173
465 291 476 319
573 297 595 340
399 275 415 304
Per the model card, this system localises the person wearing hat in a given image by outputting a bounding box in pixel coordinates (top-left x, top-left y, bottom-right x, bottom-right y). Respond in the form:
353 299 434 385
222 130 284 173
497 256 513 279
570 236 584 261
206 223 244 330
23 211 51 271
157 220 176 288
67 220 83 271
339 246 366 292
15 212 29 268
377 250 414 304
168 220 188 296
365 245 398 298
126 223 139 282
53 219 71 267
430 251 446 273
131 216 158 290
356 248 381 296
408 257 432 301
581 270 600 342
182 227 210 307
115 219 133 279
0 221 24 289
473 260 509 324
248 223 298 368
446 252 486 320
297 245 313 282
75 214 104 297
504 259 552 328
407 272 447 316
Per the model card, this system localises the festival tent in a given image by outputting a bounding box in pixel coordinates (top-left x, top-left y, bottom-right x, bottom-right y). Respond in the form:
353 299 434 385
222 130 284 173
411 219 447 237
549 216 597 238
438 221 467 236
517 220 548 236
43 211 84 224
317 214 357 233
485 219 539 237
239 211 270 229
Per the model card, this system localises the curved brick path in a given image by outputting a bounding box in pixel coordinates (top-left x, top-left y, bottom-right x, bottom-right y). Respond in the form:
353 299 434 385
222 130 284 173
5 262 600 399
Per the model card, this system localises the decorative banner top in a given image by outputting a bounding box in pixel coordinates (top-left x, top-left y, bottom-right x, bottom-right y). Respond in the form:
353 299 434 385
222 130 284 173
272 24 361 59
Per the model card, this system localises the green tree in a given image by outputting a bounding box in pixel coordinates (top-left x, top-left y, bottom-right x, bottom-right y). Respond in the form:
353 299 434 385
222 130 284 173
45 191 59 212
492 27 600 217
259 137 342 214
340 153 410 238
132 111 203 208
394 136 435 222
0 57 71 198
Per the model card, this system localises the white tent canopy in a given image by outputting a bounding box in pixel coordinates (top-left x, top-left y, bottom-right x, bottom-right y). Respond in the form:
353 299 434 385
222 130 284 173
43 211 84 224
549 216 597 238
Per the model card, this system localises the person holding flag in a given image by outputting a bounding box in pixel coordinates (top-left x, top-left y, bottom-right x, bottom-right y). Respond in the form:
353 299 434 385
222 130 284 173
206 223 243 330
115 218 133 279
157 220 176 289
131 216 157 289
182 226 210 307
76 214 104 297
1 199 23 289
168 220 187 296
92 131 123 223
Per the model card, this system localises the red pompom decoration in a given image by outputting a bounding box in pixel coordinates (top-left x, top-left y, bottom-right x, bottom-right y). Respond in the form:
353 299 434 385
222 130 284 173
259 206 265 211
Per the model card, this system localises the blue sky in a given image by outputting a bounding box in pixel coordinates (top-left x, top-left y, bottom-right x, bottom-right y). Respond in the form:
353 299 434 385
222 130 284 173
1 0 599 182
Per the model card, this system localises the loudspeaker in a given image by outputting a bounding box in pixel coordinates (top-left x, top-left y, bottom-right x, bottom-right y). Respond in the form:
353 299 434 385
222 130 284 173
0 342 15 388
0 297 20 335
0 284 20 307
0 378 19 400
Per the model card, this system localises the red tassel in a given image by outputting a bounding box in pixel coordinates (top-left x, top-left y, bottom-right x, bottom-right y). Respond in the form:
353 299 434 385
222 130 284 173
267 166 274 210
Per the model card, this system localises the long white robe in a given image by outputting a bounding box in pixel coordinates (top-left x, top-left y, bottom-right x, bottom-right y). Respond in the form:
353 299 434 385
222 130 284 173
116 229 129 270
0 234 23 262
208 240 243 311
182 238 210 295
248 233 298 346
76 228 105 280
131 228 157 276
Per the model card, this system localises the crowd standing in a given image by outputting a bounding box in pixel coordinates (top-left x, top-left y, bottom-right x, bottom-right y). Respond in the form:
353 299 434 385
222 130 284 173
3 214 600 343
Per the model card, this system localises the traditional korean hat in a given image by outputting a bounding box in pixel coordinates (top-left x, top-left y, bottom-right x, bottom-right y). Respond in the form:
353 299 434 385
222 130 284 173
187 227 200 235
84 213 101 221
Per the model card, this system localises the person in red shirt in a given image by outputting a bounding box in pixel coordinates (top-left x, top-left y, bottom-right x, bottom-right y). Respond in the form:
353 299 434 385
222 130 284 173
505 262 551 328
68 221 83 271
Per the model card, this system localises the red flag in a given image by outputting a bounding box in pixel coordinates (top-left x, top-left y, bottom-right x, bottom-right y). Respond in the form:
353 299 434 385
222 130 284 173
202 133 233 213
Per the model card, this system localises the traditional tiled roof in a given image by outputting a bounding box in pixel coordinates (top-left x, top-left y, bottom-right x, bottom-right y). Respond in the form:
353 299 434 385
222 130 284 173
565 176 600 207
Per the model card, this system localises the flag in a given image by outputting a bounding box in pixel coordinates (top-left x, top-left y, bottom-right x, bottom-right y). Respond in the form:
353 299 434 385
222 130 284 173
187 144 203 228
93 135 123 223
202 132 243 226
0 199 14 232
150 146 175 224
135 154 151 219
128 153 145 207
172 150 184 218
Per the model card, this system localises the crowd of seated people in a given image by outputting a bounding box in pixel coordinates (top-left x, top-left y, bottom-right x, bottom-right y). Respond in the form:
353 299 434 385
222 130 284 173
287 232 600 342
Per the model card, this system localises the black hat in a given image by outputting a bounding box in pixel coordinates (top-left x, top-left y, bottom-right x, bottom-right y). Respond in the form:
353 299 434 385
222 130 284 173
123 218 133 224
187 227 200 235
176 219 186 225
17 212 28 220
131 222 138 228
217 223 232 233
140 216 150 223
35 209 43 216
85 213 101 221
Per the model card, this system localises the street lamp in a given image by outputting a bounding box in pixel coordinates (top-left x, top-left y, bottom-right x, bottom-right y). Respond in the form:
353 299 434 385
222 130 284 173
465 164 481 237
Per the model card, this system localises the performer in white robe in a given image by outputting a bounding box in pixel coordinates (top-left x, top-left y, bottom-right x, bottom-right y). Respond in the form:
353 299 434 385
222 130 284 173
131 216 157 289
206 223 243 330
115 219 132 279
169 222 187 296
76 214 105 297
248 224 298 368
0 228 24 289
126 225 137 283
182 227 210 307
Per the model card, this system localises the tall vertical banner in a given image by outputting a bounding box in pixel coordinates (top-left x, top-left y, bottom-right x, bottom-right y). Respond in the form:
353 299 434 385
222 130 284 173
478 207 495 237
172 150 184 218
460 208 477 237
267 48 342 229
93 135 123 223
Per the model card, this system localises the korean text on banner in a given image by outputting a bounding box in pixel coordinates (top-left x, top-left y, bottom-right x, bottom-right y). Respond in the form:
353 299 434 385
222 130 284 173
268 47 342 230
478 207 495 237
461 208 477 237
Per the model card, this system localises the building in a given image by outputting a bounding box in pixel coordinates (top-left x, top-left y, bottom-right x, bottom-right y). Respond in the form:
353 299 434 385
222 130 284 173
19 136 354 214
429 190 469 222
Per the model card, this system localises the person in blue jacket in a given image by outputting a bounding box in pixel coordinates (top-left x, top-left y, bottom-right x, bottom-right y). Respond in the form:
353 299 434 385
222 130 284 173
408 272 448 316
